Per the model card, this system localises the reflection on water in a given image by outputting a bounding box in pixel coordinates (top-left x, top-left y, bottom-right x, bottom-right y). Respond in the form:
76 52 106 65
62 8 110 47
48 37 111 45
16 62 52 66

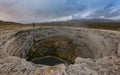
32 56 66 66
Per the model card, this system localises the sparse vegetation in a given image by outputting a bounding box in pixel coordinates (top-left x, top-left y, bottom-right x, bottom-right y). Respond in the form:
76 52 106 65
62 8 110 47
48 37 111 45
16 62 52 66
1 20 120 31
85 22 120 30
27 37 79 64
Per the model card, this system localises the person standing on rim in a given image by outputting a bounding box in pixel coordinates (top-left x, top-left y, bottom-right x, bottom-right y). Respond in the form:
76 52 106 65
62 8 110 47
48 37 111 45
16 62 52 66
33 22 36 28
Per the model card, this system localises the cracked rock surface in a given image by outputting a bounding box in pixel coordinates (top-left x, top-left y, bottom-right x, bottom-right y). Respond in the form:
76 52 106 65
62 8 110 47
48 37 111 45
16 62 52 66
0 27 120 75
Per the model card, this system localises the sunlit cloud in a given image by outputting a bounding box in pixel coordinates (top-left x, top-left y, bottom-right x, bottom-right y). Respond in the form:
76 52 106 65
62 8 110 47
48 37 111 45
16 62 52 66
0 0 120 23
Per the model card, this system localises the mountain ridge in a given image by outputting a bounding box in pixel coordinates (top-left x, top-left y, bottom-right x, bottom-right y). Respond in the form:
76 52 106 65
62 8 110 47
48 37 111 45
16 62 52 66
0 20 21 25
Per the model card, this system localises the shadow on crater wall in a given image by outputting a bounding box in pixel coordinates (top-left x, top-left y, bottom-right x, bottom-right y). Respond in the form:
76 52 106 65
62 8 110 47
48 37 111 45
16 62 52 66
4 28 118 65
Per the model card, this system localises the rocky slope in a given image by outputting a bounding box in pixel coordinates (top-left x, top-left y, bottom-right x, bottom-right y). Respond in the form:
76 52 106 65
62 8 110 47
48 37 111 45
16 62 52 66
0 27 120 75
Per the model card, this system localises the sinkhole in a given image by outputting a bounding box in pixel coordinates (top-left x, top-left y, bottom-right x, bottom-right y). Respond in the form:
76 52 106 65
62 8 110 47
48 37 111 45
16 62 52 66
26 37 79 65
5 28 109 66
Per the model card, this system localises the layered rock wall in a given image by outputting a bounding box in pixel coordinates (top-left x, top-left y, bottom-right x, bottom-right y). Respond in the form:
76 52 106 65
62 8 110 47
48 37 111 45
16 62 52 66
3 27 120 58
0 27 120 75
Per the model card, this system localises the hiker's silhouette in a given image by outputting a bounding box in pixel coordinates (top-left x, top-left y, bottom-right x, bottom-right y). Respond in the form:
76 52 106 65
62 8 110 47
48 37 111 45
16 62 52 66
33 22 35 28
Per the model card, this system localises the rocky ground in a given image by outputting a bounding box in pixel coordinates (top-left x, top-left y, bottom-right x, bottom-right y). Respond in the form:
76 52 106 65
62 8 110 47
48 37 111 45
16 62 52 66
0 26 120 75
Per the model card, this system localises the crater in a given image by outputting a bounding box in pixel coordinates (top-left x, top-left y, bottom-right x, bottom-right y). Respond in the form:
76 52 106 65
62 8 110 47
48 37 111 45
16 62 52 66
26 37 79 64
4 28 118 66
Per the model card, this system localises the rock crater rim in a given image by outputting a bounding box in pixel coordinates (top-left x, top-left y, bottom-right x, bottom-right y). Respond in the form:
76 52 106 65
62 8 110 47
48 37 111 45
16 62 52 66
3 27 120 65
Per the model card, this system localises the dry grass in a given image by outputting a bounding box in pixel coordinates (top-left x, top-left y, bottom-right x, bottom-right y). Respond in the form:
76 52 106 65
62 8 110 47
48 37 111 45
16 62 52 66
1 20 120 31
85 22 120 31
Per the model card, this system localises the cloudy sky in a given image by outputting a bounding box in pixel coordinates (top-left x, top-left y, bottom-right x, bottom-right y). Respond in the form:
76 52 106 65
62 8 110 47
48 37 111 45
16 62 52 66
0 0 120 23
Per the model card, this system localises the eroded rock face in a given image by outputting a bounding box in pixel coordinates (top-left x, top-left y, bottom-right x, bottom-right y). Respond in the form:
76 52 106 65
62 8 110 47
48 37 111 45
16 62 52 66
0 56 67 75
3 27 120 60
27 37 79 63
0 27 120 75
0 56 120 75
67 56 120 75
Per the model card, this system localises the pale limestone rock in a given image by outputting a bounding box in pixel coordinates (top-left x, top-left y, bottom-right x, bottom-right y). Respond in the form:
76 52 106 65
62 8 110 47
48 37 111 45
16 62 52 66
0 27 120 75
117 43 120 56
0 56 67 75
67 56 120 75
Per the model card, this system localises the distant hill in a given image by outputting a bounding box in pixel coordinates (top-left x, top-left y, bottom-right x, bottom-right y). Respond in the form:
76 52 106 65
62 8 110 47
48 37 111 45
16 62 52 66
0 19 120 30
35 19 120 30
0 20 23 30
0 20 21 25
